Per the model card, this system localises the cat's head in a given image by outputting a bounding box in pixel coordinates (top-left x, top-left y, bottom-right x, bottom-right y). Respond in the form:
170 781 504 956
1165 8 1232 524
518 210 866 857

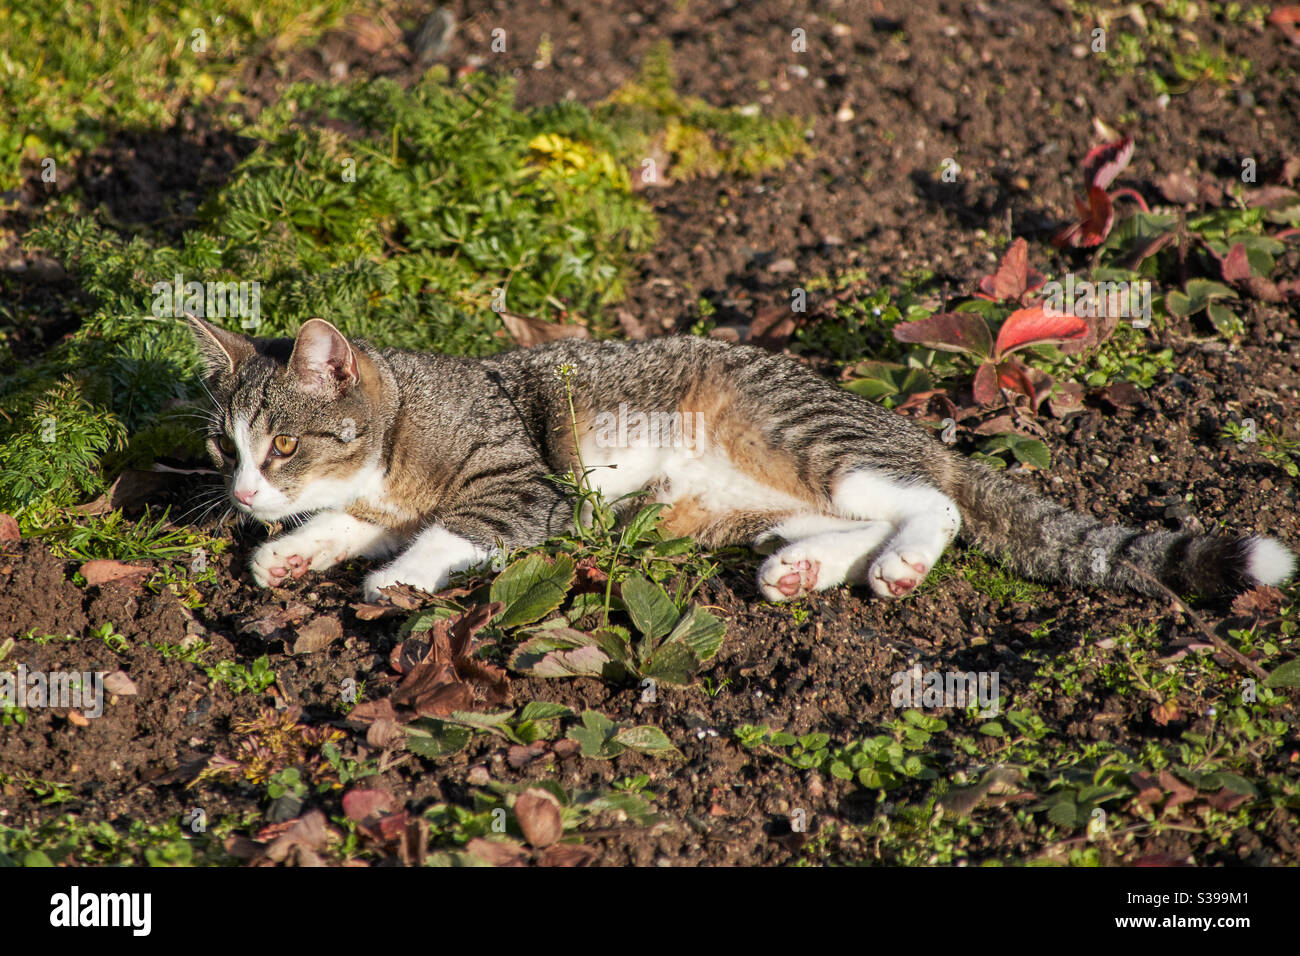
188 317 387 522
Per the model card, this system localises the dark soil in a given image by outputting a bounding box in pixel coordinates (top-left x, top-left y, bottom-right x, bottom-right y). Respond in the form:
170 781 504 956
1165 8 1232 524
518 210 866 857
2 0 1298 866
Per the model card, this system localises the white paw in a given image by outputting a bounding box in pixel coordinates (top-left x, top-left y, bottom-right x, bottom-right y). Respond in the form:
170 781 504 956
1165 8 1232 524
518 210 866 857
759 549 821 602
868 549 931 599
362 559 450 603
251 535 349 587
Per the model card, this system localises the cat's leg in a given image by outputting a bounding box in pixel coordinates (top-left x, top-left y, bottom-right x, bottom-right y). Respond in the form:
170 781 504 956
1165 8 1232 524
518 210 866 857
361 525 492 602
361 478 568 602
757 519 895 602
831 470 962 598
251 511 398 587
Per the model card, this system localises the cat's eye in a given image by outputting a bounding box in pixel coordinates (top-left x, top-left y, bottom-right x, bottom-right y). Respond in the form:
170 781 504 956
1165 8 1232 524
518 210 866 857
217 436 236 457
271 435 299 457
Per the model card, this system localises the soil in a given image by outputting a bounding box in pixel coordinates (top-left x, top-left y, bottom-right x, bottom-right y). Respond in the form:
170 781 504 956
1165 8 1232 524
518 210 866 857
2 0 1298 866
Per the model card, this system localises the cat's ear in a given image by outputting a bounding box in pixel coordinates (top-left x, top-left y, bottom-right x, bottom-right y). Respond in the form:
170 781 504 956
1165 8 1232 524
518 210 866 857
288 318 359 395
187 316 254 376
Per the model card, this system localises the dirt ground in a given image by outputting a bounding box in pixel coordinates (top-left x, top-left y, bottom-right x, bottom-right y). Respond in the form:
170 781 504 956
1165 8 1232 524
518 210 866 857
2 0 1298 866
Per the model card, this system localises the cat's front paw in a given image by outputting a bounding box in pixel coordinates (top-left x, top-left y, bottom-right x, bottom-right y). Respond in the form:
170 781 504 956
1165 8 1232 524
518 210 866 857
362 559 450 603
250 536 349 587
759 550 820 602
868 550 930 598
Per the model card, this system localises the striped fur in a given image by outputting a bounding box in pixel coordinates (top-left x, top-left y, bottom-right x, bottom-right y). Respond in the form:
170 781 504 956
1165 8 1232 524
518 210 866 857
189 317 1294 601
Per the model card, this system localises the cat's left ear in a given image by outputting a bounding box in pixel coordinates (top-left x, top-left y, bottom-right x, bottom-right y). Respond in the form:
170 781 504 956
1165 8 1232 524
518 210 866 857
288 318 359 395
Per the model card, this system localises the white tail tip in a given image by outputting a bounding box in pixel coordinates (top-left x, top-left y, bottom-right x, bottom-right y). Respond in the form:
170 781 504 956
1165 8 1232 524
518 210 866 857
1245 536 1296 587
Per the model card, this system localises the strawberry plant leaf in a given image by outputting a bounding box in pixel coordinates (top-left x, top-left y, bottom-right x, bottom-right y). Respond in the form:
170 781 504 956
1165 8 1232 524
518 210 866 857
491 553 575 628
892 311 993 359
994 306 1089 356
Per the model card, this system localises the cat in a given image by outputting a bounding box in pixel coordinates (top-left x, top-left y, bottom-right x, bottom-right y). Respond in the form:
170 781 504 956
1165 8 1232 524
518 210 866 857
187 315 1295 604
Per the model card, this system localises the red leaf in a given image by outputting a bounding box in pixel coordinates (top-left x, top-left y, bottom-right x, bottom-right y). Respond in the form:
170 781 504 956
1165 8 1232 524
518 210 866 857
972 361 1001 405
976 238 1046 304
343 789 394 825
996 359 1037 402
893 311 992 358
993 305 1089 356
1269 6 1300 44
1053 187 1115 248
1218 242 1253 283
1082 136 1134 191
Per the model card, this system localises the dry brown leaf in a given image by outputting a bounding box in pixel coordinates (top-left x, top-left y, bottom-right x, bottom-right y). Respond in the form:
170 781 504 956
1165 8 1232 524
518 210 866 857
748 304 796 350
1151 700 1181 726
1158 769 1197 813
0 513 19 541
365 718 404 750
343 789 395 827
292 616 343 655
466 837 529 867
507 743 549 768
515 788 564 848
1231 585 1286 618
538 844 597 867
499 310 589 347
239 602 314 639
80 559 151 588
102 671 138 696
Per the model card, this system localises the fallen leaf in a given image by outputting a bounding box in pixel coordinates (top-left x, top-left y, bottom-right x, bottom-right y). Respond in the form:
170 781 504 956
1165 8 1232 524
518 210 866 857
262 810 334 867
748 304 796 350
292 616 343 655
350 601 406 621
466 837 529 867
102 671 138 696
1204 787 1250 812
348 698 399 725
73 469 186 516
515 788 564 847
1151 700 1181 726
0 514 19 541
1156 170 1198 205
343 789 394 827
507 743 549 768
365 718 404 750
80 560 151 588
1097 382 1145 409
1231 586 1286 617
499 310 589 347
538 844 597 867
239 602 314 638
1157 769 1197 814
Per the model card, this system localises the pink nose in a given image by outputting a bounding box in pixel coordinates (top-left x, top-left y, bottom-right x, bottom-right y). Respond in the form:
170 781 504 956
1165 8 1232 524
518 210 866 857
234 488 257 506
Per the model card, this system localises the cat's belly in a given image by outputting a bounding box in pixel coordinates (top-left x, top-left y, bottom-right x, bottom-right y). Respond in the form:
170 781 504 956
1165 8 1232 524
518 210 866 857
577 438 812 540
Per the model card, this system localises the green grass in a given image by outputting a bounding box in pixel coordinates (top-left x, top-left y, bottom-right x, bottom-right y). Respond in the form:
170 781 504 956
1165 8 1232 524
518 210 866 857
0 0 353 191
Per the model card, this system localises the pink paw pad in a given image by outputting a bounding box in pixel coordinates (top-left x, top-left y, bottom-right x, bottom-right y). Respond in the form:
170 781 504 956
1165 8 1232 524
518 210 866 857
777 558 819 597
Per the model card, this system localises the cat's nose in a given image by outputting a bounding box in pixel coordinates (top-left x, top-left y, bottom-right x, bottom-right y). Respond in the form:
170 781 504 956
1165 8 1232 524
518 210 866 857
233 488 257 506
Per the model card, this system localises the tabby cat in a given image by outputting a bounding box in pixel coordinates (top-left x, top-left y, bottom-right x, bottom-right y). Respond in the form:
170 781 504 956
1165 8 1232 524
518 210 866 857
188 316 1295 603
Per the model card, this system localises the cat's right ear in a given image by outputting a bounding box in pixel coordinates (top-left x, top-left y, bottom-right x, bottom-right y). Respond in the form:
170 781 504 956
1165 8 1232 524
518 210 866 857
187 316 255 376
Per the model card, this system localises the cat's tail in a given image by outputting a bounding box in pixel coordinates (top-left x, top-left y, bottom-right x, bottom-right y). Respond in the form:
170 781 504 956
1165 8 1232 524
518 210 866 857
947 455 1295 597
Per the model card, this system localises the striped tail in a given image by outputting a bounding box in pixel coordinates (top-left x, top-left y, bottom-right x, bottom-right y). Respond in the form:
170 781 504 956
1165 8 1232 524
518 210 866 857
948 456 1295 597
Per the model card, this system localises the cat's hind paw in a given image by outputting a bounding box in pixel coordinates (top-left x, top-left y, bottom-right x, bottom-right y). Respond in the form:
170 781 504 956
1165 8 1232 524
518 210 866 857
868 550 930 598
759 551 820 602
